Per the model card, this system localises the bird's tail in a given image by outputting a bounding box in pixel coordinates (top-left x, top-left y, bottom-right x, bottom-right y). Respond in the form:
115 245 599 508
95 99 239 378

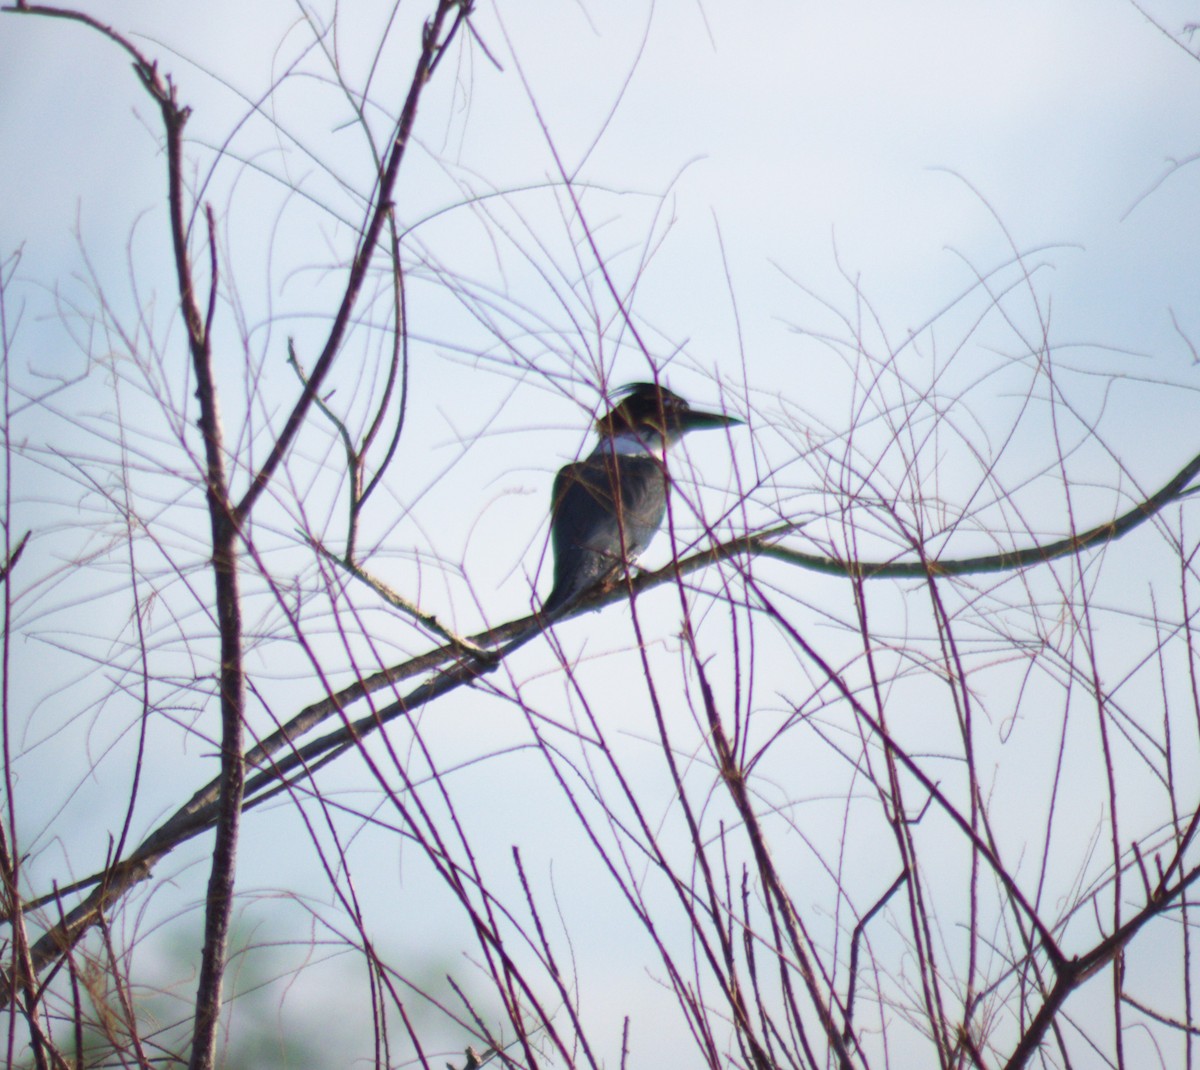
539 579 577 617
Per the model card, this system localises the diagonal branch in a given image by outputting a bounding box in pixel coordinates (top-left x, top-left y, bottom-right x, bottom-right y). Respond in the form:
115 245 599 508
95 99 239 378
233 0 469 525
4 443 1198 1013
663 443 1200 584
1002 861 1200 1070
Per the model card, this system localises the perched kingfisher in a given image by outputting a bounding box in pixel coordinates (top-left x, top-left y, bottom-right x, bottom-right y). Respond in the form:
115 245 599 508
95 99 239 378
542 381 742 615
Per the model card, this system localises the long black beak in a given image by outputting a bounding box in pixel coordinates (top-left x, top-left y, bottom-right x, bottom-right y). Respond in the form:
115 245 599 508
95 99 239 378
679 409 743 433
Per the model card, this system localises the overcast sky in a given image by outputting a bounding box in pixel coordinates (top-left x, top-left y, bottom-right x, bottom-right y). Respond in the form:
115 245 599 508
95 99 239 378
3 1 1200 1065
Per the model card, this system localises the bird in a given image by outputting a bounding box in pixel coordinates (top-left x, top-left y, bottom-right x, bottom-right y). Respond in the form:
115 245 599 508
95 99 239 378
542 381 742 616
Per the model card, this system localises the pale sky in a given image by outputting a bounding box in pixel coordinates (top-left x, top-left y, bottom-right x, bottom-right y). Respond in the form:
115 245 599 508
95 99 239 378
3 1 1200 1065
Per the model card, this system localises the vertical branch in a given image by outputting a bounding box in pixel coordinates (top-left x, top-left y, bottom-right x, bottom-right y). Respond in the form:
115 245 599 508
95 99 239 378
131 64 244 1070
0 252 50 1069
350 210 411 555
287 206 409 564
3 6 469 1064
0 12 248 1054
848 566 953 1068
679 615 857 1070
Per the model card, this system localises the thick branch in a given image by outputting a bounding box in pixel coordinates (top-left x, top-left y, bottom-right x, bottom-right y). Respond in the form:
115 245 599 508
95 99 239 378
5 445 1197 1014
131 55 243 1070
2 9 249 1062
1002 862 1200 1069
668 444 1200 585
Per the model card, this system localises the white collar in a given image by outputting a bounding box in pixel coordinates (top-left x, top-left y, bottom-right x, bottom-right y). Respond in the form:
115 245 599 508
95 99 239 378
591 429 667 460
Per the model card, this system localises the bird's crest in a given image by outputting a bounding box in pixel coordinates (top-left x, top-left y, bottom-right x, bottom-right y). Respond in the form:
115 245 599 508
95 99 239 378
594 382 691 439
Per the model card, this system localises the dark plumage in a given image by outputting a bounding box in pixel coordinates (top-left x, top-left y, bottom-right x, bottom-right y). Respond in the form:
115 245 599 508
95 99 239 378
544 450 668 614
542 382 741 615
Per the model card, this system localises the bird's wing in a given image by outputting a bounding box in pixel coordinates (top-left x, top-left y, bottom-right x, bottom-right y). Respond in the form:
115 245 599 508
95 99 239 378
552 456 668 555
544 456 668 613
544 462 614 612
551 461 612 550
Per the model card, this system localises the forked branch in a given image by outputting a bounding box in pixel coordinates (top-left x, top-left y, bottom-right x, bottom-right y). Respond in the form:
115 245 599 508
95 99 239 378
7 440 1199 1012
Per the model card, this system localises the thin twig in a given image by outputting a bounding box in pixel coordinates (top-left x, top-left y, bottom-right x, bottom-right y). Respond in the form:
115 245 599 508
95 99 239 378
843 870 907 1042
234 0 466 525
312 538 495 659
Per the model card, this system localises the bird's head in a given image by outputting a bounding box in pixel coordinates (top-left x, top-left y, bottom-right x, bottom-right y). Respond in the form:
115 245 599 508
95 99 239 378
594 382 742 450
